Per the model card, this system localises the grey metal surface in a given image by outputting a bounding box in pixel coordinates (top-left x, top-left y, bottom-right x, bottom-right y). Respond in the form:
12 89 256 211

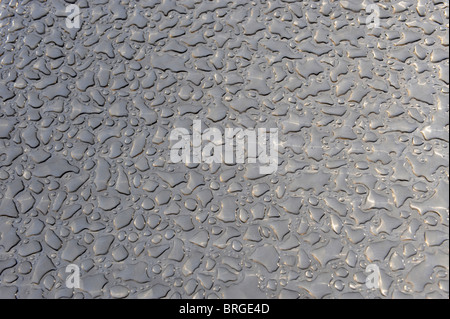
0 0 448 299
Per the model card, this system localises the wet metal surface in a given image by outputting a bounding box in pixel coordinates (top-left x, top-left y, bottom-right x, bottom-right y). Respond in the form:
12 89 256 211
0 0 449 299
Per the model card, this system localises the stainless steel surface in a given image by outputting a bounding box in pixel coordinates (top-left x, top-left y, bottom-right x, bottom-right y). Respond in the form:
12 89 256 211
0 0 448 299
